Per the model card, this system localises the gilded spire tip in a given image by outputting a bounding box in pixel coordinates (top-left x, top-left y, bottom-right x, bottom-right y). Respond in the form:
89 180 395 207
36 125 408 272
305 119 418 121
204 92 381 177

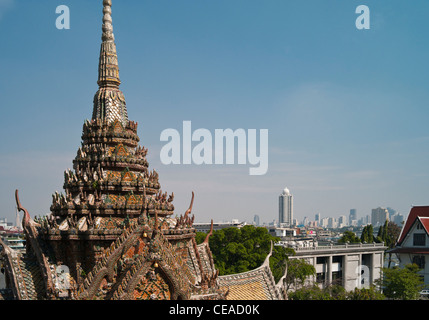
102 0 114 42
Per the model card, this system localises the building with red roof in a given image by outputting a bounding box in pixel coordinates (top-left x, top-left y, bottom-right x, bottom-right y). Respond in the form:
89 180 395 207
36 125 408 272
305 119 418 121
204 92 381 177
389 206 429 287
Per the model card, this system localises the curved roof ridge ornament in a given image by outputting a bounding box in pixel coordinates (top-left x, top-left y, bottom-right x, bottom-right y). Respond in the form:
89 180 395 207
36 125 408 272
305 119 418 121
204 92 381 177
15 190 56 297
262 240 274 268
15 189 31 227
0 236 14 257
275 258 288 299
203 219 214 244
184 191 194 220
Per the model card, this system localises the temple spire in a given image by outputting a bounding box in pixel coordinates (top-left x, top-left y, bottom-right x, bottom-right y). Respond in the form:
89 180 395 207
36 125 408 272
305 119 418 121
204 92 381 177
93 0 128 125
102 0 115 42
97 0 121 88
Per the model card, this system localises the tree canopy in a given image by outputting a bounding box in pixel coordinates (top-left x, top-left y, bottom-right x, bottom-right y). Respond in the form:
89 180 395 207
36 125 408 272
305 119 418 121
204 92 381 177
361 224 374 243
379 263 425 300
338 230 361 244
376 221 401 248
289 284 384 300
197 225 294 282
285 259 316 291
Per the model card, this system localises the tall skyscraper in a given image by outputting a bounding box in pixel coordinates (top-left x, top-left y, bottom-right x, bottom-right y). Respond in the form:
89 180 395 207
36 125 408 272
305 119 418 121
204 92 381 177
349 209 357 222
315 213 321 223
338 215 347 227
254 214 260 226
279 187 293 227
371 207 389 226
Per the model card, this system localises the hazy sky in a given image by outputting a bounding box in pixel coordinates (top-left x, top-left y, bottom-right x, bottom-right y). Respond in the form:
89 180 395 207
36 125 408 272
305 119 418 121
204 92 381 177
1 0 429 225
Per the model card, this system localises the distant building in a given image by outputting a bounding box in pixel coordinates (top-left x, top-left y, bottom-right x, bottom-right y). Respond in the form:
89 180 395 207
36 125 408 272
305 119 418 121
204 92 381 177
391 212 404 226
338 215 347 228
254 215 260 226
389 206 429 287
279 187 293 227
0 219 12 230
277 241 386 291
315 213 321 224
321 218 329 228
273 227 297 238
358 215 371 226
349 209 357 226
349 209 357 221
302 216 309 227
193 220 246 233
327 217 337 229
371 207 389 227
386 207 397 218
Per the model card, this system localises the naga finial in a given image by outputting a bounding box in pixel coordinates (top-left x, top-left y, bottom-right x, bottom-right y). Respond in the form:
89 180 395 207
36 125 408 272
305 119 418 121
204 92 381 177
184 191 194 219
15 189 31 227
203 220 214 244
102 0 114 42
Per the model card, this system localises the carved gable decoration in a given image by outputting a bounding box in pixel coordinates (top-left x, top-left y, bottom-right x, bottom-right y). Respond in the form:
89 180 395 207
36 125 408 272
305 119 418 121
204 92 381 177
111 119 125 135
106 217 116 230
115 144 128 157
126 193 138 205
121 168 135 182
133 271 171 300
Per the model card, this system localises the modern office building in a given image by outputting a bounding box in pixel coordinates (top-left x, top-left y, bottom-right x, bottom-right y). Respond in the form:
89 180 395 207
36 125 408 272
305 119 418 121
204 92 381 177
254 214 260 226
391 212 405 225
371 207 389 227
338 215 347 228
349 209 357 225
279 187 293 227
315 213 321 225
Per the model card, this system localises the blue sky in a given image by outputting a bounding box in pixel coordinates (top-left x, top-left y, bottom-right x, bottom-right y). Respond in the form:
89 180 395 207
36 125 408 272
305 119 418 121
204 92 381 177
1 0 429 224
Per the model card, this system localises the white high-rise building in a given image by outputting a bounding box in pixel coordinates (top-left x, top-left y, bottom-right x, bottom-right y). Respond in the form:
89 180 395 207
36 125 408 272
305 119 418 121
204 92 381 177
279 187 293 227
371 207 389 227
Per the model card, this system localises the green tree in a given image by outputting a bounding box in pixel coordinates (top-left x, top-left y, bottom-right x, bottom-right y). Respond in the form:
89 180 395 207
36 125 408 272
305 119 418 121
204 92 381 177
284 259 316 291
289 285 331 300
201 225 294 282
289 284 346 300
346 286 385 300
361 225 374 243
380 264 425 300
289 284 384 300
378 221 402 268
286 259 316 290
376 221 401 248
195 231 207 244
338 231 361 244
270 245 295 283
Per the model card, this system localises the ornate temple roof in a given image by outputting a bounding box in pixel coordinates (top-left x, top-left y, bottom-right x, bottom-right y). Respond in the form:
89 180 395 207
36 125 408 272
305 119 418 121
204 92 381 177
0 0 285 301
217 242 286 300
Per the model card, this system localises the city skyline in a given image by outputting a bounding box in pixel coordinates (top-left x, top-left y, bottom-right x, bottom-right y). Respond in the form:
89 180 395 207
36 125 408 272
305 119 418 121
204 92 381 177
1 1 429 224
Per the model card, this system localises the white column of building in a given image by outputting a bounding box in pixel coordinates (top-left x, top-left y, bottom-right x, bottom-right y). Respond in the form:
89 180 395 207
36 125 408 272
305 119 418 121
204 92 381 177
342 255 347 288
